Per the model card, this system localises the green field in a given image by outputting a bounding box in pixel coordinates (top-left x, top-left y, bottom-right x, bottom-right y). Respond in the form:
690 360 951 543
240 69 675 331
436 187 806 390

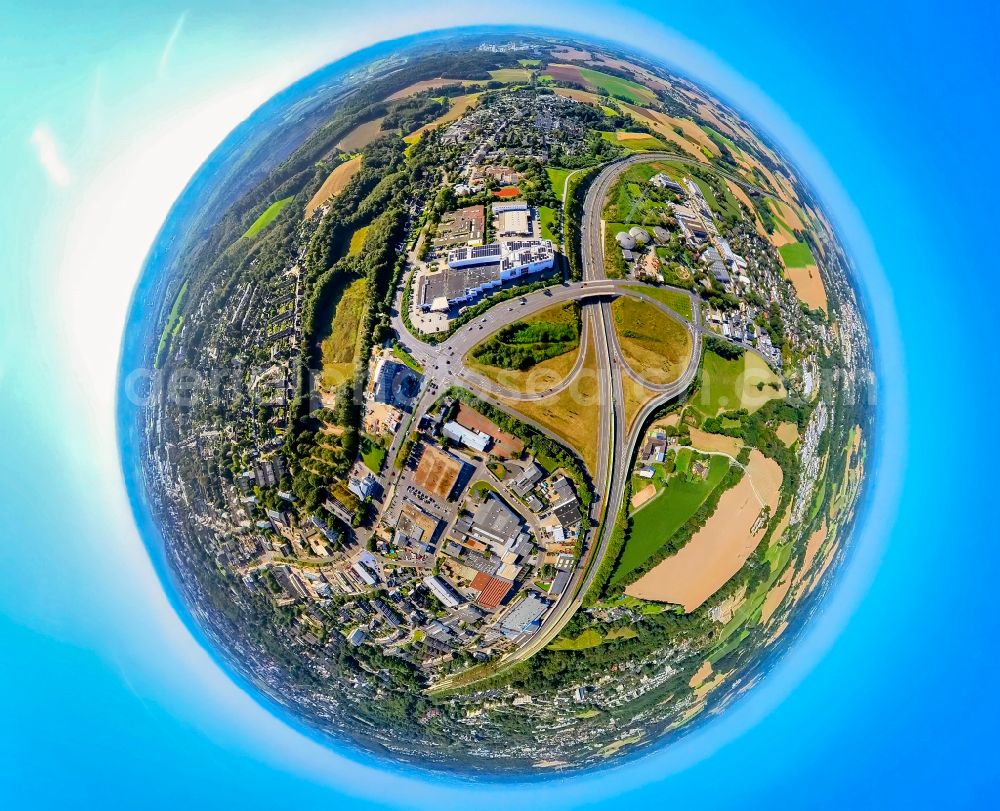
600 131 669 153
612 454 731 584
546 167 573 202
539 205 558 242
624 284 693 321
154 280 188 368
578 67 655 104
361 434 387 473
550 626 638 650
320 277 368 389
697 348 784 417
489 68 533 83
779 241 816 268
518 58 541 67
242 196 293 239
349 224 371 256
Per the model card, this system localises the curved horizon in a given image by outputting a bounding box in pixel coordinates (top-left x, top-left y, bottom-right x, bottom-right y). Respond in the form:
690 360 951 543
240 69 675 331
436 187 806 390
115 23 900 790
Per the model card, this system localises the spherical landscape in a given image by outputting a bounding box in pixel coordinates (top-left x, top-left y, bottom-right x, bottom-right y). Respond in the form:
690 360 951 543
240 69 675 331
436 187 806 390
122 28 874 774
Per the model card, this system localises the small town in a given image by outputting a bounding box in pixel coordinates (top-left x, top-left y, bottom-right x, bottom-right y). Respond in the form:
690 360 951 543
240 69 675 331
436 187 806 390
140 33 872 772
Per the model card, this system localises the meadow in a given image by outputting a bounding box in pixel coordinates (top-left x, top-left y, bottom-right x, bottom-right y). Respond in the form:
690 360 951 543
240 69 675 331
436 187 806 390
242 197 293 239
611 454 731 584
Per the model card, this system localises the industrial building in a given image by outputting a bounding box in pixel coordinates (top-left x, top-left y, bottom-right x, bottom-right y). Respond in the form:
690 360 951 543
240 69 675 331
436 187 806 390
423 574 463 608
419 239 555 312
500 592 549 637
442 420 491 452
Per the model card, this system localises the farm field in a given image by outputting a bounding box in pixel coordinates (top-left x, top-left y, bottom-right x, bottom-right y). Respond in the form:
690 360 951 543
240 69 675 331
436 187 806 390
242 197 293 239
611 297 691 385
600 131 669 152
489 68 532 83
688 427 742 457
776 421 800 446
578 66 656 103
549 87 609 108
779 241 816 268
386 78 456 99
305 156 362 218
785 264 828 312
498 332 600 471
319 277 368 390
403 93 480 143
612 454 731 585
336 116 386 151
626 450 783 610
696 348 785 417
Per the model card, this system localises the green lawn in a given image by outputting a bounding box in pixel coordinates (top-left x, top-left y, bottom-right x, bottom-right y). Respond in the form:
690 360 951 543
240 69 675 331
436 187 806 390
154 280 189 368
242 197 293 239
539 205 558 242
612 454 731 584
578 67 655 104
546 167 573 202
779 241 816 268
625 284 693 321
361 435 387 473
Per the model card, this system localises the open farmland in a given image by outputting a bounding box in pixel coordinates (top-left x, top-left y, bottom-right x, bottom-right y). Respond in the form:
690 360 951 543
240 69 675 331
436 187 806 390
242 197 293 240
404 93 480 143
601 131 669 152
336 116 386 151
386 78 458 99
612 454 731 585
578 66 656 104
305 156 362 218
489 68 532 83
626 450 784 610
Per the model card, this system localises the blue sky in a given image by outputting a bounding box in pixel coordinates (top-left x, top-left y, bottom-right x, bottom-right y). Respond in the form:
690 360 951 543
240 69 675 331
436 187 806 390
1 2 998 807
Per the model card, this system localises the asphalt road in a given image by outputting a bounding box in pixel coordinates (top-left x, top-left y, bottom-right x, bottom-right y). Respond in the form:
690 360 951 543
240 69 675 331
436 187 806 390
389 154 730 691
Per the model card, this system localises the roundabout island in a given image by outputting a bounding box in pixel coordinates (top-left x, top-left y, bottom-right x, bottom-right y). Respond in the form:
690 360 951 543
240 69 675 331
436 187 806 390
126 29 873 774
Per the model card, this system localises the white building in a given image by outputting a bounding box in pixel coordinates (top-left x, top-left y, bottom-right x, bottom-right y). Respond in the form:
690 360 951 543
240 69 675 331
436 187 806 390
423 575 463 608
442 420 491 452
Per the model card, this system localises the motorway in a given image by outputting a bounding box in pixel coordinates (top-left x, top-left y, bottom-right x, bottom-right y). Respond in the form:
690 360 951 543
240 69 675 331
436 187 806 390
388 154 723 692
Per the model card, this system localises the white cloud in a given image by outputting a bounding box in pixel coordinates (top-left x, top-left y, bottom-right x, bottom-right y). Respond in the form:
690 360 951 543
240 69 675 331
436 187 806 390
158 11 188 78
29 123 72 187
